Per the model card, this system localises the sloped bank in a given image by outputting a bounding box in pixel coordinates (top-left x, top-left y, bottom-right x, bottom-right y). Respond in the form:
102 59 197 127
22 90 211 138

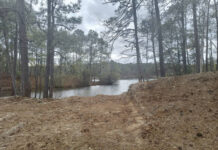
0 72 217 149
127 72 218 149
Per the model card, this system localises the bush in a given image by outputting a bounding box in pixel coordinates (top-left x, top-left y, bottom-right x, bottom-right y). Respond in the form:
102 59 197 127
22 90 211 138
99 72 120 85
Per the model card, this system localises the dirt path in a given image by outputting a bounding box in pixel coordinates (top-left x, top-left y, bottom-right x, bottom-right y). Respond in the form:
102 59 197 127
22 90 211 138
0 96 148 150
0 72 217 150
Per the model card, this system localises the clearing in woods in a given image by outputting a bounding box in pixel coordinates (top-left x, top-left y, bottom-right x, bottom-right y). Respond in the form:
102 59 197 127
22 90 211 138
0 72 217 150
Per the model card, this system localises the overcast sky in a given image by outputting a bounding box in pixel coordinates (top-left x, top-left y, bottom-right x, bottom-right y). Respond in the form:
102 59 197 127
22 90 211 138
76 0 134 63
77 0 114 33
34 0 136 63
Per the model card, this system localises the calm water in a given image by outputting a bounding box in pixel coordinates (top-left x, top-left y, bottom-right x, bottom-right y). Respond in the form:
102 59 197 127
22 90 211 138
32 79 139 99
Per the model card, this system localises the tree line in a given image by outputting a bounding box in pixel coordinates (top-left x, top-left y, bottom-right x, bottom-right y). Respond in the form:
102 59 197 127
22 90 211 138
104 0 218 80
0 0 115 98
0 0 218 98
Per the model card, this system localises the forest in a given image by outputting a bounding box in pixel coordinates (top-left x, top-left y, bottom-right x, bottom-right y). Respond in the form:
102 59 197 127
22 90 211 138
0 0 217 98
0 0 218 149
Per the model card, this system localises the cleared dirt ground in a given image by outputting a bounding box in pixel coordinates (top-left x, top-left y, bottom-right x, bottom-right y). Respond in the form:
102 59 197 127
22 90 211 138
0 72 217 150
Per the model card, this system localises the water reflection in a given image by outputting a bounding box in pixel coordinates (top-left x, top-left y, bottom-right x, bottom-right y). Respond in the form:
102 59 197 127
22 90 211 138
32 79 138 99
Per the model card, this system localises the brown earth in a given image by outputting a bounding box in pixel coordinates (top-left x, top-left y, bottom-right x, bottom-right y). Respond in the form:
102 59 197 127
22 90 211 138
0 72 217 150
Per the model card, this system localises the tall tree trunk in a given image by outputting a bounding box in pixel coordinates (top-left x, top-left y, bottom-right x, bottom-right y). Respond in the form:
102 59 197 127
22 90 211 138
169 28 177 75
34 50 39 98
43 0 52 98
0 51 2 97
13 22 18 92
210 40 214 70
144 29 149 79
132 0 143 81
176 33 181 75
187 50 190 66
200 11 206 72
206 0 211 71
151 34 158 78
89 44 93 84
181 0 187 74
151 0 158 78
146 30 149 64
39 48 43 99
214 0 218 70
17 0 31 97
49 2 55 98
59 55 63 86
2 14 17 96
154 0 165 77
192 0 201 73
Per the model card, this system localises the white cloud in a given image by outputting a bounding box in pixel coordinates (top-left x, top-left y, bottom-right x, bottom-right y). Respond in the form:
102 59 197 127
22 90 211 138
77 0 115 33
37 0 136 63
76 0 136 63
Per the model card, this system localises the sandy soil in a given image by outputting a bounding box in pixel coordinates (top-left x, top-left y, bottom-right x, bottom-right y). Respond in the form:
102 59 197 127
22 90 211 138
0 72 217 150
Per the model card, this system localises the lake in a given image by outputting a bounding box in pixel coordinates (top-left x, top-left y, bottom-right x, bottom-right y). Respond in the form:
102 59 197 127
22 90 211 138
32 79 139 99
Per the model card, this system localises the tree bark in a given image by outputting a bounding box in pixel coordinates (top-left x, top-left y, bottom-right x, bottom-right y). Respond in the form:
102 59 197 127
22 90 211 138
132 0 143 81
34 50 39 98
210 40 214 70
2 14 17 96
214 0 218 70
43 0 52 98
17 0 31 97
192 0 201 73
206 0 211 71
0 48 2 96
146 30 149 64
181 0 187 74
89 43 93 84
187 50 190 66
176 33 181 75
200 11 206 72
49 2 55 98
13 22 18 91
151 34 158 78
154 0 165 77
39 48 43 99
151 0 158 78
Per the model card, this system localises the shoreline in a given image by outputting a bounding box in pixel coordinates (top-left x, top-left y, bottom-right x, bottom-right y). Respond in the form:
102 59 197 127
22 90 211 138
0 72 217 149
